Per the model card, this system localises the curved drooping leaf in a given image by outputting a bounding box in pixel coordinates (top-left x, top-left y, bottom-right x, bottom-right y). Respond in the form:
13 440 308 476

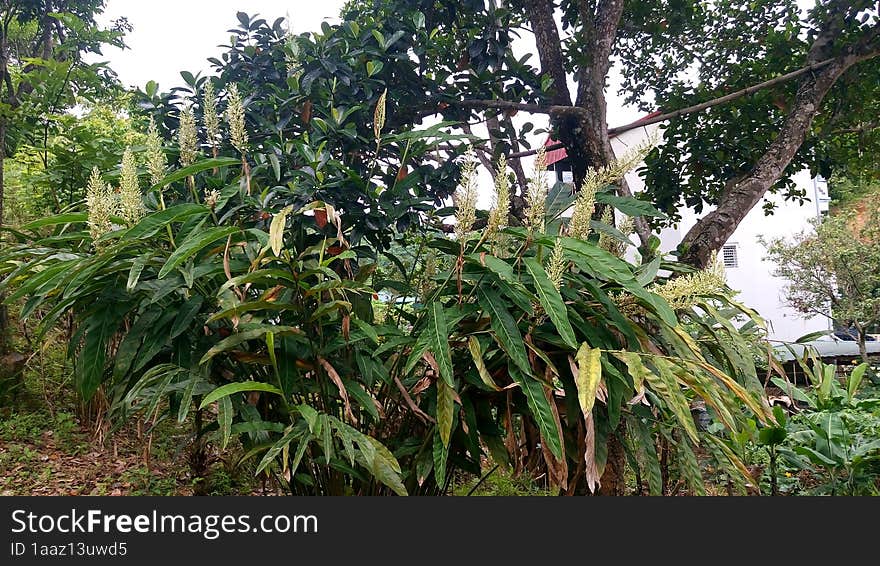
126 252 153 292
575 344 602 420
509 366 563 460
149 157 241 191
467 336 501 391
158 226 240 279
199 381 284 409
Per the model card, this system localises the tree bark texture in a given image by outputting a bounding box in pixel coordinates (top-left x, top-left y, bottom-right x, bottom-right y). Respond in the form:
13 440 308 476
679 54 864 268
680 0 878 267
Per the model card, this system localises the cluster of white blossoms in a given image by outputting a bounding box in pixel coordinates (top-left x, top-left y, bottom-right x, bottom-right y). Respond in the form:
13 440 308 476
486 155 510 240
145 117 166 186
546 237 568 291
373 88 387 142
204 189 222 210
86 167 115 241
203 81 220 156
569 135 657 241
86 82 254 240
453 148 479 243
226 83 248 155
178 106 198 167
650 253 727 311
524 147 548 234
86 143 146 242
118 147 145 224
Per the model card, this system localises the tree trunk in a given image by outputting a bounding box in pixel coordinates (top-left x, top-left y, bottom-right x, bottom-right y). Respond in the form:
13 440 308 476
677 0 877 268
526 0 644 495
598 429 628 496
0 117 7 355
854 321 870 367
678 56 859 267
0 30 8 354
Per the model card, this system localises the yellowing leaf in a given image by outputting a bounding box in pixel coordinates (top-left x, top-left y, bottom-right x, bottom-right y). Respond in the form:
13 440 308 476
467 336 501 391
575 343 602 420
437 380 455 446
269 205 293 256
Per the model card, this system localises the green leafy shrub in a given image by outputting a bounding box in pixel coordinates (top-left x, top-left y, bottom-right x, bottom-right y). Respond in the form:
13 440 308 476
1 14 776 496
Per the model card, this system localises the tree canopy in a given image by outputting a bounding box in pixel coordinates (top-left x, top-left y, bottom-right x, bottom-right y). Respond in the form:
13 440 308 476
0 0 128 350
340 0 879 267
765 191 880 364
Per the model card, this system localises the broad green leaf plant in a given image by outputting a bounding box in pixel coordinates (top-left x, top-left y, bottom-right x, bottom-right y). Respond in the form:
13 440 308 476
1 13 777 495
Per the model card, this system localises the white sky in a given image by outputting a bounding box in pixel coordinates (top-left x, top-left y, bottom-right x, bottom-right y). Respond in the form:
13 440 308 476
96 0 642 124
95 1 644 208
97 1 342 91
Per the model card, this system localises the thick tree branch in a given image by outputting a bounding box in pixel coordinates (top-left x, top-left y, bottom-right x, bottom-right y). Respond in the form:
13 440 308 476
829 121 879 136
494 54 862 161
606 57 841 136
678 55 863 268
455 98 585 116
575 0 625 108
524 0 572 106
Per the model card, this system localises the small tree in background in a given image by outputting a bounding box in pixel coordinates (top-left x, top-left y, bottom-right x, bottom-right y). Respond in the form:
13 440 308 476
765 193 880 366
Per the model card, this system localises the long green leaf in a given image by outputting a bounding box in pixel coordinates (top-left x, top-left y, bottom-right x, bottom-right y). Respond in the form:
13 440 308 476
150 157 241 191
199 381 283 409
848 363 869 403
596 192 667 218
432 431 448 489
269 205 293 256
467 254 526 292
509 366 563 460
477 287 530 375
199 325 301 364
427 302 454 387
177 370 201 423
169 296 204 339
207 301 299 323
255 427 300 474
76 309 120 401
675 439 706 495
545 181 575 221
122 203 209 241
218 396 233 449
21 213 88 231
631 417 662 496
111 308 160 382
524 257 577 349
158 226 239 279
363 436 408 496
126 252 153 292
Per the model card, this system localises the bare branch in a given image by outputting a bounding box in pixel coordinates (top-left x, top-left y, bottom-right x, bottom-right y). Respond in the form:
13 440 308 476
455 98 585 117
496 55 866 161
606 57 843 136
829 122 879 136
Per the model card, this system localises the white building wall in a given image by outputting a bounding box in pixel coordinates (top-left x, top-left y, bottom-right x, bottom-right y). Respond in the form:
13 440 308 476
610 124 832 342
